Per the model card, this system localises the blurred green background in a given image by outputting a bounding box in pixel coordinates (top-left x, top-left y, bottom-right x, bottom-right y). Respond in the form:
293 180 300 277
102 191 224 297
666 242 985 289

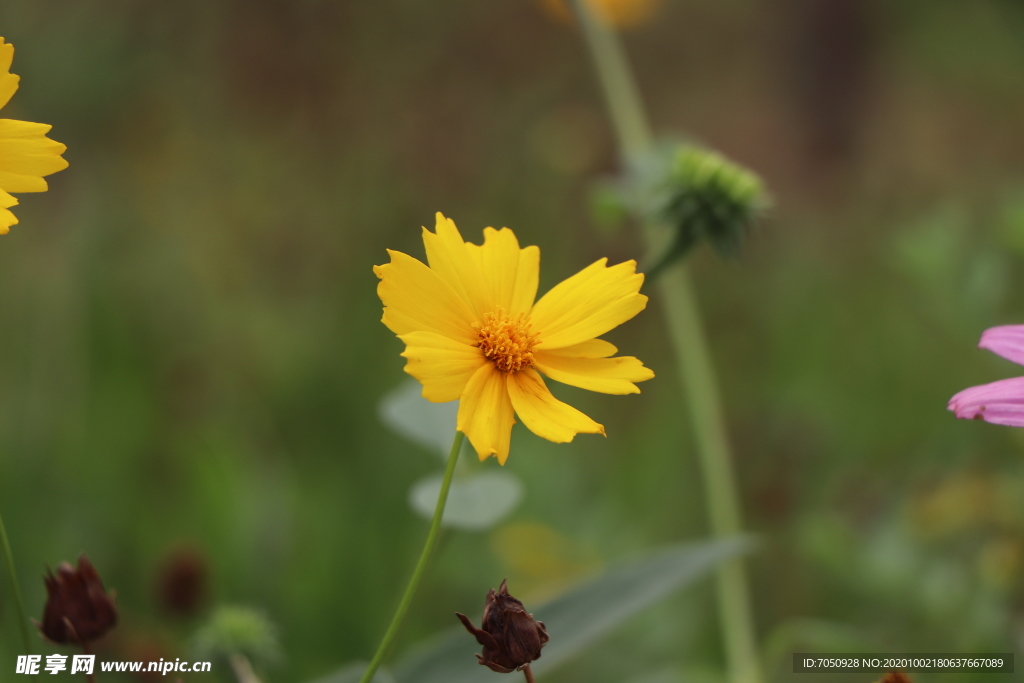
2 0 1024 681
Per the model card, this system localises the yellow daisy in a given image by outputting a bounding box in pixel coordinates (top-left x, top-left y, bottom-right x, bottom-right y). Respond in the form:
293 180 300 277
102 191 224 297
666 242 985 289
0 37 68 234
375 213 654 465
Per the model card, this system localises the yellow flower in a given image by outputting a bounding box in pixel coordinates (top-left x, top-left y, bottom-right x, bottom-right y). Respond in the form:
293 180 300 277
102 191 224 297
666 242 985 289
375 213 654 465
0 37 68 234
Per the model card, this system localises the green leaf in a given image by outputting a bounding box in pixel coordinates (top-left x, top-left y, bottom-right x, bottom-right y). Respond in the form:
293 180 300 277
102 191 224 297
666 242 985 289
391 537 754 683
378 379 459 460
408 471 523 531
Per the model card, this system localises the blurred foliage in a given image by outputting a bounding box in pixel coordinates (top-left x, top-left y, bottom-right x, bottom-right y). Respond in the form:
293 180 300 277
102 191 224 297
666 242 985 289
387 538 752 683
0 0 1024 682
381 379 524 531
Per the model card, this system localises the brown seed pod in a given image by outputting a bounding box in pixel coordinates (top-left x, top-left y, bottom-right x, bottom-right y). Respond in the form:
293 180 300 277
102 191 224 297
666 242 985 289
39 554 118 644
455 579 549 673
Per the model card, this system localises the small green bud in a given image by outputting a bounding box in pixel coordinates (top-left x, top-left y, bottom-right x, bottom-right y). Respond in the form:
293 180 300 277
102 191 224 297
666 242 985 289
191 605 280 666
646 145 768 278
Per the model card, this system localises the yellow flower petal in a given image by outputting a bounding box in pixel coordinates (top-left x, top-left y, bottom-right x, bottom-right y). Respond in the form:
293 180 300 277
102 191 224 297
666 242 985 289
465 227 539 316
423 214 540 319
510 243 540 315
530 258 647 349
534 350 653 394
422 213 489 319
399 330 486 403
0 40 68 234
457 364 515 465
0 187 17 234
539 338 619 358
0 39 15 111
506 368 604 443
374 249 479 345
0 119 69 193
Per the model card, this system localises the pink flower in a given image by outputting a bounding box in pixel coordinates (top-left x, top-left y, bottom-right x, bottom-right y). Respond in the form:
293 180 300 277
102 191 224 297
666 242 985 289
949 325 1024 426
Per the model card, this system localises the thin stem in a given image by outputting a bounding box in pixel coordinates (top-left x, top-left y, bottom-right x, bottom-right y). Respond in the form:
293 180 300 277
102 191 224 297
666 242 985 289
567 3 761 683
0 509 33 654
523 663 537 683
359 431 465 683
82 641 96 683
658 268 761 683
569 0 652 160
229 653 262 683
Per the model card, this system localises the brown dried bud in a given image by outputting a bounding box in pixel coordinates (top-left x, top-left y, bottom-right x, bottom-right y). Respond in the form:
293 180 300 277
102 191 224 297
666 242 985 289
877 672 912 683
156 545 208 617
455 579 549 673
40 554 118 644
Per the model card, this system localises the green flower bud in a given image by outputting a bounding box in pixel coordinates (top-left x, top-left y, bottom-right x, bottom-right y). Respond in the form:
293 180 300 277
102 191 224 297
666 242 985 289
191 605 280 667
646 145 768 278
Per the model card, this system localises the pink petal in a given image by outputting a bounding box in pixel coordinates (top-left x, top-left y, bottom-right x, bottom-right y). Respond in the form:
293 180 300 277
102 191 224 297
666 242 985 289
979 325 1024 367
948 376 1024 426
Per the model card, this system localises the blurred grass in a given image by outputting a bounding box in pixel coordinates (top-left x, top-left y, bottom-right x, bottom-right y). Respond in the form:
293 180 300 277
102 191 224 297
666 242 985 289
1 0 1024 681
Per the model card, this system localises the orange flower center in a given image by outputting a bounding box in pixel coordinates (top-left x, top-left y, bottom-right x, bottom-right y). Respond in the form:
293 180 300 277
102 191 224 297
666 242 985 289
474 309 539 373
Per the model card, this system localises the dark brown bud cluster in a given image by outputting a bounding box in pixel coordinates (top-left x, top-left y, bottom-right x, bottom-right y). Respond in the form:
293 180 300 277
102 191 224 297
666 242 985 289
455 579 549 673
39 554 118 644
156 545 208 617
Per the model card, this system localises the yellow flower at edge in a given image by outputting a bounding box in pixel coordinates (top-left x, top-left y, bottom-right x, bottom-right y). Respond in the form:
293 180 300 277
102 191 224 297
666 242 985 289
0 37 68 234
375 213 654 465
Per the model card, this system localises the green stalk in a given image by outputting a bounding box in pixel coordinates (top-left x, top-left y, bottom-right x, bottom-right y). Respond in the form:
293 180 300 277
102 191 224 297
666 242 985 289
658 267 760 683
359 431 464 683
0 510 33 654
567 3 761 683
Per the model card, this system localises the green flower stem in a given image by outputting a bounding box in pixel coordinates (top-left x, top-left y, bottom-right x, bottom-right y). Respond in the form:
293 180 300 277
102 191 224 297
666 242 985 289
568 2 761 683
0 509 33 654
658 267 761 683
568 0 652 159
359 431 465 683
